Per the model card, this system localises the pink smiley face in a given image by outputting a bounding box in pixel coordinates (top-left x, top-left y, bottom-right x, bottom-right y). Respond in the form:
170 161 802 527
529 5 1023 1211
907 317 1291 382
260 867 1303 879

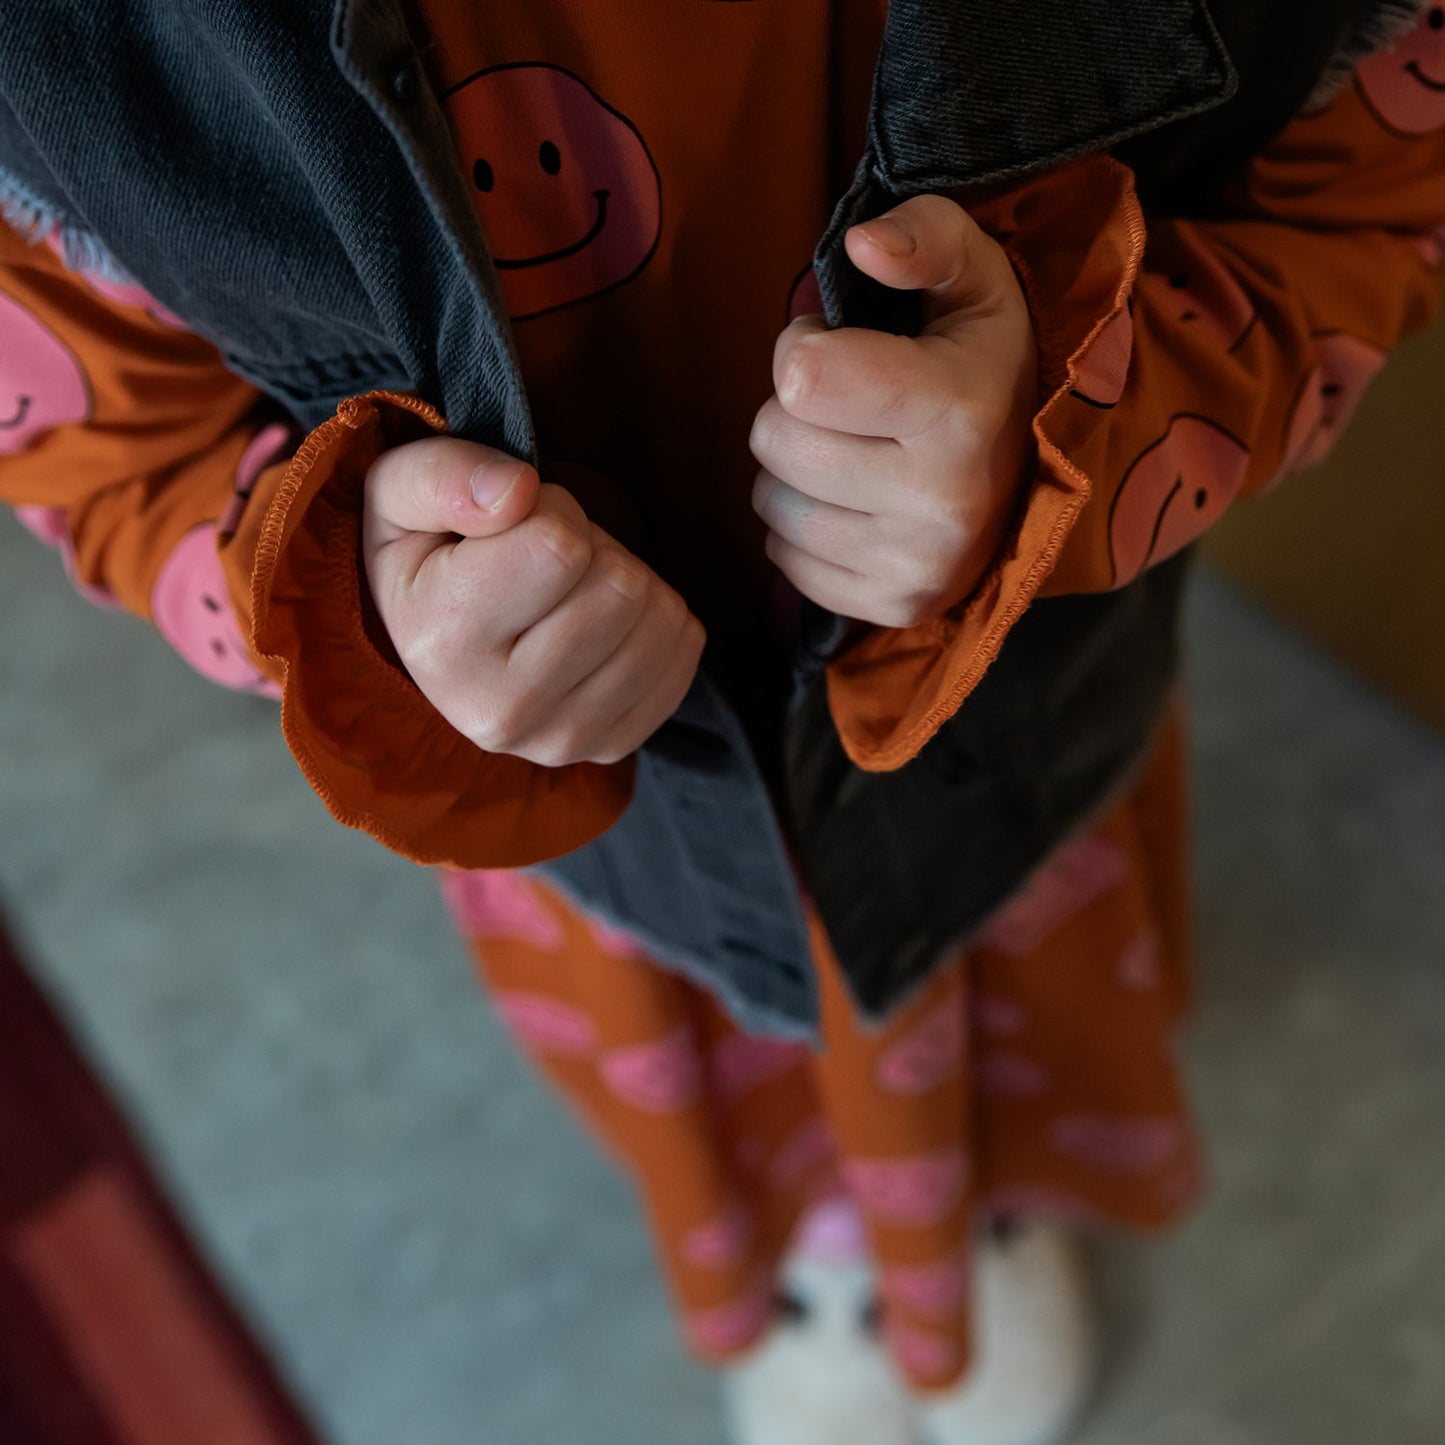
446 64 661 321
151 524 280 696
0 291 91 453
1108 414 1251 586
1280 332 1387 475
1357 6 1445 135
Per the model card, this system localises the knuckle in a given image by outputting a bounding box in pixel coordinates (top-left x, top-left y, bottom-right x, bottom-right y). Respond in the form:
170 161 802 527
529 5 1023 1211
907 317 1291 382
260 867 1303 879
532 728 585 769
749 403 785 463
865 590 933 630
597 551 649 604
467 702 516 754
653 585 689 634
529 515 591 574
468 688 536 755
777 340 823 412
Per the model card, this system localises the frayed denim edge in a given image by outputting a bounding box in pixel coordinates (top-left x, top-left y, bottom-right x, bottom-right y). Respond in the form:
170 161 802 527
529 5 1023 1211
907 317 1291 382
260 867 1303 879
0 162 133 283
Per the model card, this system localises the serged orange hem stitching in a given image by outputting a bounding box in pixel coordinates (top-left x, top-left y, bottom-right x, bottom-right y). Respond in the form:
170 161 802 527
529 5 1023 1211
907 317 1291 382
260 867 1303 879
832 163 1149 773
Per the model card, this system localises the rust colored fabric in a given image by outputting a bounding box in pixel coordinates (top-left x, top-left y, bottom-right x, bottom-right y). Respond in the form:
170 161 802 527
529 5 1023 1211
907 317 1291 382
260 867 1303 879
4 16 1445 860
443 705 1199 1392
0 911 322 1445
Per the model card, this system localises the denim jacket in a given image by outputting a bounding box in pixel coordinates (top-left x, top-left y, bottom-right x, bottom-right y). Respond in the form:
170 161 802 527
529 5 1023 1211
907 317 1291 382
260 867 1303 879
0 0 1417 1036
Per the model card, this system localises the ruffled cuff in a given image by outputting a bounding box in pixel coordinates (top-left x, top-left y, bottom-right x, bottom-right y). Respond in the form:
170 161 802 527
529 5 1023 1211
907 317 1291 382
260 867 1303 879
250 391 635 868
823 156 1146 772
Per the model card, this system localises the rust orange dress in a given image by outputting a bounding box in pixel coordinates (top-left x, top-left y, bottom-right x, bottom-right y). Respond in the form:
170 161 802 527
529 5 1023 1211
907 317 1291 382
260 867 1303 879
3 0 1445 1393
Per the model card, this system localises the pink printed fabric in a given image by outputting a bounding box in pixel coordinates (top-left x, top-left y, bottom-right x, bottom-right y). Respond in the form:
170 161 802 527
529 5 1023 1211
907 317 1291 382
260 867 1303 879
446 708 1202 1394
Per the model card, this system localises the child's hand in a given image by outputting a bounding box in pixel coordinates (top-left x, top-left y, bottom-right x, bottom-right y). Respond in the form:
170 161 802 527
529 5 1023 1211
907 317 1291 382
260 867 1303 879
750 195 1038 629
362 438 706 766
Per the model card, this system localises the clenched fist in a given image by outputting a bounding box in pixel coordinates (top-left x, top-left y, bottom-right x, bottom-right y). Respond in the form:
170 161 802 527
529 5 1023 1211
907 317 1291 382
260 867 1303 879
750 194 1039 629
363 438 705 766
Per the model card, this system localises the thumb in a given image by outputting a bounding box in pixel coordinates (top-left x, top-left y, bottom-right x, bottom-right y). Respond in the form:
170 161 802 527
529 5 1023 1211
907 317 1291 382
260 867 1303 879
364 435 541 543
844 194 1014 332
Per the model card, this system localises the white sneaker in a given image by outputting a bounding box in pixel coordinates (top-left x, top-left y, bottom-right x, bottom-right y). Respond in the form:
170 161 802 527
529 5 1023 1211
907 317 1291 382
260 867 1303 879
911 1221 1095 1445
721 1252 918 1445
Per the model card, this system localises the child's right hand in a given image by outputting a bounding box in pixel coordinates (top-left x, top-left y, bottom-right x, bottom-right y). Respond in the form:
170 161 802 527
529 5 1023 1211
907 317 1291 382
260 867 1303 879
362 436 706 767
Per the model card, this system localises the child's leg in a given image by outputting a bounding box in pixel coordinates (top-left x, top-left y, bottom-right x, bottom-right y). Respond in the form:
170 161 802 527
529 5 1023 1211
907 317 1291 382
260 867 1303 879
438 703 1200 1444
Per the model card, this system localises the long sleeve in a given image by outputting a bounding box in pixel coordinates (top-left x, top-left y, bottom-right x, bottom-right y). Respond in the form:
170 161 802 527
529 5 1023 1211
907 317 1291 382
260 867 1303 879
823 12 1445 771
0 225 635 868
0 225 294 697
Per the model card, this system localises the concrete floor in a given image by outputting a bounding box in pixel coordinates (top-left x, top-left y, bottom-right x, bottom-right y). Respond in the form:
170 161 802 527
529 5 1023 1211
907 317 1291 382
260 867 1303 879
2 509 1443 1445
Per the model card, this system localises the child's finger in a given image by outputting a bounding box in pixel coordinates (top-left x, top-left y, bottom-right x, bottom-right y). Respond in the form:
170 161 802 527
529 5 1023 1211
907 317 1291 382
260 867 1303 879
364 435 540 545
772 314 967 439
844 194 1019 333
406 487 595 648
501 529 655 698
748 395 897 511
561 599 707 765
751 470 876 571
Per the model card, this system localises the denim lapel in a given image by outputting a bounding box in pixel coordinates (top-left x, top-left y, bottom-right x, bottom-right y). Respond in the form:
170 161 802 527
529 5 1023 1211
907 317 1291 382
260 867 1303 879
869 0 1235 194
811 0 1234 335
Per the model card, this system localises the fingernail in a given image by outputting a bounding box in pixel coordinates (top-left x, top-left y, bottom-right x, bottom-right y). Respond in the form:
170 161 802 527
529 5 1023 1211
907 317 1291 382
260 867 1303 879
856 216 915 257
471 462 524 512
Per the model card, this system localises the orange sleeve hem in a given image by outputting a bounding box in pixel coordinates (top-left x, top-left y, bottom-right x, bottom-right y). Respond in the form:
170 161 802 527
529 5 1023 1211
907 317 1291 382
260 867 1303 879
824 156 1148 772
251 391 636 869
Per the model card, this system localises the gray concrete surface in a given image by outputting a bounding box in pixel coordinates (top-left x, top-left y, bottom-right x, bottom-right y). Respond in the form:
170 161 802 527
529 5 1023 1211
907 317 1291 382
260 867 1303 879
2 509 1442 1444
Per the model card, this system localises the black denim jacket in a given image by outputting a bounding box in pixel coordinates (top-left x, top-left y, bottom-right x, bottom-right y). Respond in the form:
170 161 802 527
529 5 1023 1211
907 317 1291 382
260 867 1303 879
0 0 1417 1036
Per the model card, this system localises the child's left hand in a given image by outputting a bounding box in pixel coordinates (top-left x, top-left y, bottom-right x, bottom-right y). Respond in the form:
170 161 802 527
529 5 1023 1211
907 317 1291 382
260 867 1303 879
750 195 1038 629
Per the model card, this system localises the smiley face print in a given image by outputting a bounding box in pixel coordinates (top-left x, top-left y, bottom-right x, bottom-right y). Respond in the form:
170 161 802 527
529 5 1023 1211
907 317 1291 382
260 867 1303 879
1280 332 1387 475
1135 223 1257 355
152 524 280 697
1357 5 1445 135
1108 414 1251 587
445 64 662 321
0 291 91 454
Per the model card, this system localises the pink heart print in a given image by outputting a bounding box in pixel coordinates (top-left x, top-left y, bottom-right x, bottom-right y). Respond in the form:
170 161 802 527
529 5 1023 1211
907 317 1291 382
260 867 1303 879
885 1318 959 1380
711 1033 809 1097
438 869 566 949
978 1051 1050 1098
844 1148 969 1228
490 991 597 1057
875 997 966 1095
768 1118 839 1189
685 1280 774 1354
980 832 1128 956
681 1204 752 1269
973 994 1028 1037
1051 1115 1187 1175
882 1250 971 1316
600 1028 703 1113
